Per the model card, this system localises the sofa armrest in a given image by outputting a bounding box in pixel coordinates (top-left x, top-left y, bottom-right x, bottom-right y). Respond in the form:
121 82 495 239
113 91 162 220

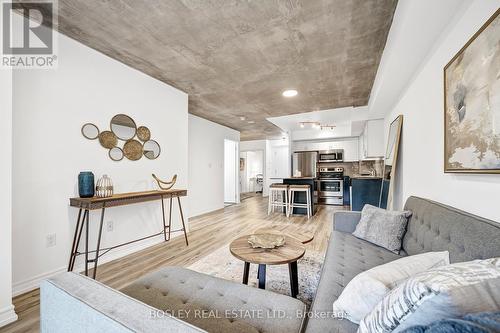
333 211 362 233
41 272 205 333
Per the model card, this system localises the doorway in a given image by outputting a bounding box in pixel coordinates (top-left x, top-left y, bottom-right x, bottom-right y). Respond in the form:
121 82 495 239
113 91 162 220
224 139 239 205
239 150 264 201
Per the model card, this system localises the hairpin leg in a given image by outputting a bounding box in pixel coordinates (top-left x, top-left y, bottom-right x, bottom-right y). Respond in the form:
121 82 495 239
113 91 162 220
92 204 106 279
177 196 188 246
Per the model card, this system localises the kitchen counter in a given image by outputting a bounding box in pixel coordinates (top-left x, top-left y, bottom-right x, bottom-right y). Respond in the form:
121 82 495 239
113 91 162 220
351 176 382 179
283 177 316 179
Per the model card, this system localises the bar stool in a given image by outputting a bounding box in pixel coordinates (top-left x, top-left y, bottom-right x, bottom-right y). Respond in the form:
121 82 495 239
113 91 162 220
288 185 312 219
268 184 289 215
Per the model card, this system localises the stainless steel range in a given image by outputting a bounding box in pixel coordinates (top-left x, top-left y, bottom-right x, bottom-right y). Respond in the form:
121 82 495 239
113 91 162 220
318 167 344 205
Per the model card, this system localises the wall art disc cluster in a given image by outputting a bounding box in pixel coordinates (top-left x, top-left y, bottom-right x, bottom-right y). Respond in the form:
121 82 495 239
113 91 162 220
81 114 161 161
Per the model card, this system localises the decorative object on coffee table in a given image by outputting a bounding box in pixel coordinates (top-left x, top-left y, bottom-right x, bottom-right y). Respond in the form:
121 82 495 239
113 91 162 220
78 171 95 198
230 234 305 298
95 175 113 198
255 226 314 244
248 234 285 249
152 174 177 190
444 9 500 174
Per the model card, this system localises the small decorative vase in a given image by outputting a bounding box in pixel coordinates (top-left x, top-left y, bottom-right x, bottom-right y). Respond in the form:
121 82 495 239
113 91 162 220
78 172 95 198
96 174 114 198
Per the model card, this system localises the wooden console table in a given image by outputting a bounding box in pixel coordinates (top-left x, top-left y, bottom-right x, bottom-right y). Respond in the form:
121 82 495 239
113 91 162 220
68 189 188 279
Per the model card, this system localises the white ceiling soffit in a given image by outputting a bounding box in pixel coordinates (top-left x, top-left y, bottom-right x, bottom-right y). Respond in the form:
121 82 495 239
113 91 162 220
368 0 470 118
266 106 373 140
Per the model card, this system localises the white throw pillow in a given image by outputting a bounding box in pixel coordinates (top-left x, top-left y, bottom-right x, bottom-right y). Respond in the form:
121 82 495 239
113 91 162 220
332 251 449 324
358 258 500 333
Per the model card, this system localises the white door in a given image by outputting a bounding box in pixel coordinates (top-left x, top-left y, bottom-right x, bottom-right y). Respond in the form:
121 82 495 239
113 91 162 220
270 146 289 178
224 140 238 203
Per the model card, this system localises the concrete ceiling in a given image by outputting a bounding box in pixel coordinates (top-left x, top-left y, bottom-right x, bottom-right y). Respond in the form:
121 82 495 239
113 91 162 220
20 0 398 140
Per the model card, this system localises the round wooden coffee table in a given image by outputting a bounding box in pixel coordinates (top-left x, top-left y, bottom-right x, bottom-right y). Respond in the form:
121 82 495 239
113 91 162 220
254 225 314 244
229 235 305 298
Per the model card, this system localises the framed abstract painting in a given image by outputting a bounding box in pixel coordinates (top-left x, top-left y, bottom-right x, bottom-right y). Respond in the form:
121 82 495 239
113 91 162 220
444 9 500 173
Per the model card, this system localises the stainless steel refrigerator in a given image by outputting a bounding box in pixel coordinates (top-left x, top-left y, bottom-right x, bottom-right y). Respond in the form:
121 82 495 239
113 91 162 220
292 151 318 178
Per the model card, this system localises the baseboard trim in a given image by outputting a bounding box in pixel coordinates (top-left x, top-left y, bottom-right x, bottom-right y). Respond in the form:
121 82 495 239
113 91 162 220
12 231 183 297
189 207 226 220
0 305 18 328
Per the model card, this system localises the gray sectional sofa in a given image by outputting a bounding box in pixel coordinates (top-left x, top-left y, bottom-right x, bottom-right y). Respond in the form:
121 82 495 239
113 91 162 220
41 197 500 332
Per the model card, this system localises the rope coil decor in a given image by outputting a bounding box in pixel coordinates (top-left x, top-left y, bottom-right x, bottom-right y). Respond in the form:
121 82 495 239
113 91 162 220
152 174 177 190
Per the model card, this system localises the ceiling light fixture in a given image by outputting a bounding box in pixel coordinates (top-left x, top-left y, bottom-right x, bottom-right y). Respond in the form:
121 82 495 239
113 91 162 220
299 121 334 130
320 124 336 130
239 116 246 121
248 120 255 124
282 89 298 97
299 121 321 129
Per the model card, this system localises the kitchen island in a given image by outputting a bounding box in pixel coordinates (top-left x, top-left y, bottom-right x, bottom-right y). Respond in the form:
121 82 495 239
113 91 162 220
282 177 316 216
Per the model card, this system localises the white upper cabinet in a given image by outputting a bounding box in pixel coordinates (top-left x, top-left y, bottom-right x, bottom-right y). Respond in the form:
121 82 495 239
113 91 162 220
292 138 359 162
359 119 384 159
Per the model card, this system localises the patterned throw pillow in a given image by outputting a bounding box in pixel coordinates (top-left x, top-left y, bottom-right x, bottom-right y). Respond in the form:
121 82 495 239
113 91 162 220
332 251 449 324
352 204 412 253
358 258 500 333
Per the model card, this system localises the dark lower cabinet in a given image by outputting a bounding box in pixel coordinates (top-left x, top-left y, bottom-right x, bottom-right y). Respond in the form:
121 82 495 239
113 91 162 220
351 178 382 211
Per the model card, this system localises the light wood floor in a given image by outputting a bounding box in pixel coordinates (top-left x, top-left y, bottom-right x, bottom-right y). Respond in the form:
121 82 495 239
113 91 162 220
1 196 345 333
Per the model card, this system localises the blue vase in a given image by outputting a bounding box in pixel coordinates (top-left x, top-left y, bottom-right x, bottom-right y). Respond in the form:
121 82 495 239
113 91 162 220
78 172 95 198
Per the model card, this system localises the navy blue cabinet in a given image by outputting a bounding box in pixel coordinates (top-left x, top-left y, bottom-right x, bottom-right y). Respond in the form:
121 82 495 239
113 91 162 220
351 178 382 211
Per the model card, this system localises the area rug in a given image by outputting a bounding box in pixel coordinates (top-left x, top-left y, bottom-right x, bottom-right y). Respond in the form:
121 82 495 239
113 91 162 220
188 244 325 306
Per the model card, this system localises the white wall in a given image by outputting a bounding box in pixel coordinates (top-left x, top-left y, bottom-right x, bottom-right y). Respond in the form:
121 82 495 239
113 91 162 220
224 139 239 203
0 67 17 327
383 1 500 221
188 115 240 217
266 138 291 195
11 21 188 295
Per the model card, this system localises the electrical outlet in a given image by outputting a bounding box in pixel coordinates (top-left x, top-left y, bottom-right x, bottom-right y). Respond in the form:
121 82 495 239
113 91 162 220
46 233 56 247
106 220 114 232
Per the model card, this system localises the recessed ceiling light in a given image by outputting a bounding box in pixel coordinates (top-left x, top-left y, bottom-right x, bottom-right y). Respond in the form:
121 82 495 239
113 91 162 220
239 116 246 121
300 123 305 128
282 89 298 97
248 120 255 124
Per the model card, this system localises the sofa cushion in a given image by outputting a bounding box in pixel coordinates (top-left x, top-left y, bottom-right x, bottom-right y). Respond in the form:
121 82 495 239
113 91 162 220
403 196 500 262
121 266 306 333
305 231 403 333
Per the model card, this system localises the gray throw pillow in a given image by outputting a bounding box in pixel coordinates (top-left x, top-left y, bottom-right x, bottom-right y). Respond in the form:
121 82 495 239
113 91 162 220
359 258 500 333
352 204 412 253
